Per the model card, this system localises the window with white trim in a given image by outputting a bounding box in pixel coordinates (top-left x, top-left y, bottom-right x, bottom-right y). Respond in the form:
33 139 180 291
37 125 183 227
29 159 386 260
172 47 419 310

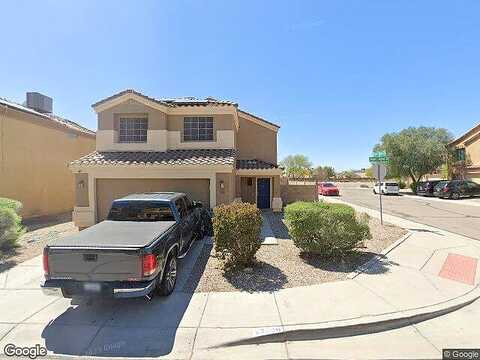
183 117 213 141
118 117 148 143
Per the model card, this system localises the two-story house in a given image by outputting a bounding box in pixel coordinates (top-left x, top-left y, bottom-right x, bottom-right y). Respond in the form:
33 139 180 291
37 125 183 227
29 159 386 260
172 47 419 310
70 89 282 228
450 122 480 182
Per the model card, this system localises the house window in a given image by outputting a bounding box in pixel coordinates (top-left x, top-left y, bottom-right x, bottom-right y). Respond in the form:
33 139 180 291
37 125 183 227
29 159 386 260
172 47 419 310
118 117 148 143
456 148 466 161
183 117 213 141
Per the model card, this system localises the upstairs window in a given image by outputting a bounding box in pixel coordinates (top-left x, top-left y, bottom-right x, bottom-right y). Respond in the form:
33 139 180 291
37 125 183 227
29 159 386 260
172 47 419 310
184 117 213 141
119 117 148 143
455 148 466 161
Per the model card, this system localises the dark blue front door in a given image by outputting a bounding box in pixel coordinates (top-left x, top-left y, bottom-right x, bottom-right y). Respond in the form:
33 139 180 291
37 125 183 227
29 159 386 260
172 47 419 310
257 178 270 209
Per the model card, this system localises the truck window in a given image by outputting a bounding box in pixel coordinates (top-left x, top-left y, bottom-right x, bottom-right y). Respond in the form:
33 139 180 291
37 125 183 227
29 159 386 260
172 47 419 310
108 201 175 221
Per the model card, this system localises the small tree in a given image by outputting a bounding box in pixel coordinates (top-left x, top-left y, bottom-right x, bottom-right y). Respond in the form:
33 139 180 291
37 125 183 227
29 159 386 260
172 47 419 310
314 166 336 181
374 127 453 192
280 154 313 178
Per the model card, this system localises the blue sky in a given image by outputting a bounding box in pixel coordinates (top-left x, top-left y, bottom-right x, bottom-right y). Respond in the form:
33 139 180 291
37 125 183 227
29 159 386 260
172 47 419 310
1 1 479 170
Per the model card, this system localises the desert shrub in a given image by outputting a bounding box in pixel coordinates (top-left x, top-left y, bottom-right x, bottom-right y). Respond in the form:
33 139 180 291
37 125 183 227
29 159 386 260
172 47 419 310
397 180 407 189
0 198 25 250
284 201 371 258
213 202 263 268
0 198 22 212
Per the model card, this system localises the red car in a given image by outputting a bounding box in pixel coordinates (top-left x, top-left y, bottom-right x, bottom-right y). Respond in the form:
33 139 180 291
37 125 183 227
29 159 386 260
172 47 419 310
318 182 340 196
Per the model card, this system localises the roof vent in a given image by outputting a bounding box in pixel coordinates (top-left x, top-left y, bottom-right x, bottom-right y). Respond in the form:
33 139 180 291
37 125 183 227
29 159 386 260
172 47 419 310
26 92 53 114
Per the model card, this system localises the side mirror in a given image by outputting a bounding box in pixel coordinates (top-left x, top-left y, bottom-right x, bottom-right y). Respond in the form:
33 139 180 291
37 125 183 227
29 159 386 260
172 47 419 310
192 201 203 208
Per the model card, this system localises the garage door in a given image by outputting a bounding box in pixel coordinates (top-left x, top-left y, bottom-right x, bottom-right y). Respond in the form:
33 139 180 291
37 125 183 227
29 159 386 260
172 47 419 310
96 179 210 222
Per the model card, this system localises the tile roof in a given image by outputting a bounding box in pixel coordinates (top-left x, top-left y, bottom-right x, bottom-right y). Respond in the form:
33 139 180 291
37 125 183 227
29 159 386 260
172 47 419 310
92 89 280 129
0 97 95 137
236 159 278 170
92 89 237 108
71 149 236 167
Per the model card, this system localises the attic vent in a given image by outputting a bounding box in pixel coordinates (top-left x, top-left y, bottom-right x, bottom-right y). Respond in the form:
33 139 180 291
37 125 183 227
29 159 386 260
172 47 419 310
26 92 53 114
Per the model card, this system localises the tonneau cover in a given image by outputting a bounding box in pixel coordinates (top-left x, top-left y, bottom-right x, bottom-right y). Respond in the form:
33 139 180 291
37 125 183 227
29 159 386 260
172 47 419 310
50 220 176 248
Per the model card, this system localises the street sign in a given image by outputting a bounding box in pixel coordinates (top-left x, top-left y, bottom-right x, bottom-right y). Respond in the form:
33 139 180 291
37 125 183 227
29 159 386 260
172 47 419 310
372 163 386 181
369 150 389 164
369 153 388 225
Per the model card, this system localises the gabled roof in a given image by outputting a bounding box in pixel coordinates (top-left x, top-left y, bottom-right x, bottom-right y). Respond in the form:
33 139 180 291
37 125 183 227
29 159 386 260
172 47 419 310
70 148 236 167
91 89 280 130
450 122 480 146
0 97 95 137
92 89 237 108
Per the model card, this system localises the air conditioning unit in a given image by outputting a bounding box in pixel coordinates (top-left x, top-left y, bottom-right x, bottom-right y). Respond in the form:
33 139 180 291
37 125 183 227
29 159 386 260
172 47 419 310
26 92 53 114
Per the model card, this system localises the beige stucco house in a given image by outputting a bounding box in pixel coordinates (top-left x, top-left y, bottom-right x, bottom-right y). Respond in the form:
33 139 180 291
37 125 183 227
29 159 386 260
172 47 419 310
70 89 282 227
450 122 480 182
0 93 96 218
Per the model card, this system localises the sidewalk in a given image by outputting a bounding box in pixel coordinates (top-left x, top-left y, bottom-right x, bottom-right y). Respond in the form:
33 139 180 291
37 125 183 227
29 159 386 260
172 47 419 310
0 203 479 358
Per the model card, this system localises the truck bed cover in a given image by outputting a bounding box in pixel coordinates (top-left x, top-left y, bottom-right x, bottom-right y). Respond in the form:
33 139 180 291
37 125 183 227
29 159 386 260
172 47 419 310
49 220 176 248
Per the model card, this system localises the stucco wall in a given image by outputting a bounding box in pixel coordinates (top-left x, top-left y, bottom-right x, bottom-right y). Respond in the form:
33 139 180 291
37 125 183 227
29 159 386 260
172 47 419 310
465 133 480 166
280 184 317 204
237 115 277 164
74 173 89 207
216 172 235 205
0 108 95 218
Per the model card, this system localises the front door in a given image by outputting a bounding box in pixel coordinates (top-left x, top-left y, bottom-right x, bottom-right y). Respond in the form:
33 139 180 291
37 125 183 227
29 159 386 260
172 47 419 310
257 178 271 209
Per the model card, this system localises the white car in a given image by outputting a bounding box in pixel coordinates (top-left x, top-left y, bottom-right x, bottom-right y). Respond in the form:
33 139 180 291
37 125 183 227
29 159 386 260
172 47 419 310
373 182 400 195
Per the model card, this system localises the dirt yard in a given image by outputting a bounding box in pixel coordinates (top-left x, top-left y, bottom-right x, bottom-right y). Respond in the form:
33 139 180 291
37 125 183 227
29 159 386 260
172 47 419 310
0 213 78 271
184 213 407 293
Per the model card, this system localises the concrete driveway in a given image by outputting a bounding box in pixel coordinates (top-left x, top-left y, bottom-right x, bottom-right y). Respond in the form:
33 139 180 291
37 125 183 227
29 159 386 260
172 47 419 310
335 182 480 240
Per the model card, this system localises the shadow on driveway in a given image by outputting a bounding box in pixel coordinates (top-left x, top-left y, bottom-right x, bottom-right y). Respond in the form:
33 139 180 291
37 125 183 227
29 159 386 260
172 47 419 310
41 239 209 357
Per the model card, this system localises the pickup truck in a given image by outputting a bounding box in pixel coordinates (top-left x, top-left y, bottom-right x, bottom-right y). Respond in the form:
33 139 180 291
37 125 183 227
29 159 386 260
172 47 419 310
41 192 211 299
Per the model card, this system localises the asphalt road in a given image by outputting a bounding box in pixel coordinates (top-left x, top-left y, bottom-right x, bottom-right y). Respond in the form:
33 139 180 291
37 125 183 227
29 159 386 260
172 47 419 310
335 182 480 240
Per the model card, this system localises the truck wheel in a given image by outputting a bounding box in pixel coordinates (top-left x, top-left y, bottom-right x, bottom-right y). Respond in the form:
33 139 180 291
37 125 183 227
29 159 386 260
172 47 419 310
157 253 177 296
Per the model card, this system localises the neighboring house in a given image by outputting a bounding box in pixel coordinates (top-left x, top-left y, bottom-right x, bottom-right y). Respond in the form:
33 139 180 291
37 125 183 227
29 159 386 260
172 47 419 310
450 122 480 183
0 92 96 218
70 89 282 228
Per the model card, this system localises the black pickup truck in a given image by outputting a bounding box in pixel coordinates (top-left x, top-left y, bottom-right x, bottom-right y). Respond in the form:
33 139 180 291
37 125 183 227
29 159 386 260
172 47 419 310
41 192 211 299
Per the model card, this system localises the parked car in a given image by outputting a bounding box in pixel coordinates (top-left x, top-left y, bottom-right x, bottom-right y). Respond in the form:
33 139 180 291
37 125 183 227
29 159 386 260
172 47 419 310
373 182 400 195
41 192 212 299
433 180 480 200
416 180 444 196
318 182 339 196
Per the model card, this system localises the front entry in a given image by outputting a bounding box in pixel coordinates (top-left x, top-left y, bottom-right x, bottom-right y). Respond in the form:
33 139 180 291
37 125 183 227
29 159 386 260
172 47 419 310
257 178 271 209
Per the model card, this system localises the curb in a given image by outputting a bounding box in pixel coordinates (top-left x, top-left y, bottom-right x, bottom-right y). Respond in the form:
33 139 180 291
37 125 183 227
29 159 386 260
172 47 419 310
220 283 480 347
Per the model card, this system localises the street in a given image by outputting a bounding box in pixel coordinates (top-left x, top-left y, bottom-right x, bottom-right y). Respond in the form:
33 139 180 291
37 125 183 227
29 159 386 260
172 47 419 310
336 182 480 240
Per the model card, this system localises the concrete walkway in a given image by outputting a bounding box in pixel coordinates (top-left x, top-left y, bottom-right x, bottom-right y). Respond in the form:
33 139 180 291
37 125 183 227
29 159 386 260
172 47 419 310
0 204 479 358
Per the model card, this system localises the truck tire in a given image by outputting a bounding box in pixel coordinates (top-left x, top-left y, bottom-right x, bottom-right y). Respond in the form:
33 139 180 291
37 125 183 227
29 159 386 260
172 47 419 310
156 252 177 296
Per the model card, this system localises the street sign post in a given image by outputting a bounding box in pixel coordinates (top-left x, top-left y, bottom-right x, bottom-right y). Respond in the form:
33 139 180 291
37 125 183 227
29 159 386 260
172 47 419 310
370 152 389 225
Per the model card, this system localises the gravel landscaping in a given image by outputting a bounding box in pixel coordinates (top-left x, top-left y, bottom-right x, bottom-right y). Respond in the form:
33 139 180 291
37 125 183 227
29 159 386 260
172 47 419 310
183 212 407 293
0 213 78 271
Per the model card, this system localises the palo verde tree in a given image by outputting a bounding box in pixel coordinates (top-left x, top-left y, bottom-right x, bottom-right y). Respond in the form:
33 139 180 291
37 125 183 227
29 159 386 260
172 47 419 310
374 127 453 191
280 154 313 178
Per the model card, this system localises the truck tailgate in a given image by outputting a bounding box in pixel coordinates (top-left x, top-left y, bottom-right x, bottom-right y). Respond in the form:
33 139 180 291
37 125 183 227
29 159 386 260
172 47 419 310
48 248 142 282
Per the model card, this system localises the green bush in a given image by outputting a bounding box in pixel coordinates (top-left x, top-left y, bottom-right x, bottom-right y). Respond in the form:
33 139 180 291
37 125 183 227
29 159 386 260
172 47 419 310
0 198 25 250
213 202 263 268
397 180 406 189
284 201 371 258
